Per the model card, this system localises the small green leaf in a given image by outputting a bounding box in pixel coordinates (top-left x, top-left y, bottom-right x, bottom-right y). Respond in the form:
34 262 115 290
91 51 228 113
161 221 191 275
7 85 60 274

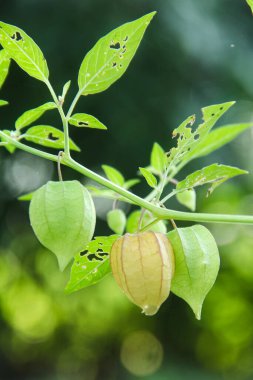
177 164 247 195
126 210 167 234
169 225 220 319
18 191 34 201
102 164 125 186
0 130 16 153
0 21 49 82
151 142 167 174
23 125 80 151
124 178 140 190
0 49 11 89
107 209 126 235
15 102 57 130
176 189 196 211
0 99 8 106
61 80 71 100
139 167 157 188
69 113 107 130
191 123 253 159
65 235 119 294
78 12 156 95
246 0 253 13
29 181 96 271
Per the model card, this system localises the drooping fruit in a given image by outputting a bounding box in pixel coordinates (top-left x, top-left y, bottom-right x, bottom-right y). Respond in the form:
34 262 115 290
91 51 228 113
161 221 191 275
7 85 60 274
29 180 96 271
110 232 174 315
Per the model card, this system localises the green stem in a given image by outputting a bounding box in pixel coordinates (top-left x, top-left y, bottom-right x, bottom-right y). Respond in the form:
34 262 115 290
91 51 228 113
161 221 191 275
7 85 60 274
66 89 83 119
45 80 70 157
1 131 253 225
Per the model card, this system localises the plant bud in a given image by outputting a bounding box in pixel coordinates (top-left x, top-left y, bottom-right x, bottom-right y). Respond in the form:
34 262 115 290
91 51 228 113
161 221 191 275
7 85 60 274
110 232 174 316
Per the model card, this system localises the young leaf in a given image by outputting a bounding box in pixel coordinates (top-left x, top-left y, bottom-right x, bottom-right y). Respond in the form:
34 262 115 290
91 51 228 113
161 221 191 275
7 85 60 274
0 99 8 106
0 21 49 82
61 80 71 100
69 113 107 130
139 167 157 188
246 0 253 13
190 123 253 159
151 142 167 174
123 178 140 190
126 210 167 234
0 130 16 153
65 235 119 294
78 12 156 96
167 102 235 172
176 189 196 211
18 191 34 201
102 164 125 186
0 49 11 89
15 102 57 130
23 125 80 151
107 209 126 235
168 225 220 319
177 164 247 195
29 181 96 271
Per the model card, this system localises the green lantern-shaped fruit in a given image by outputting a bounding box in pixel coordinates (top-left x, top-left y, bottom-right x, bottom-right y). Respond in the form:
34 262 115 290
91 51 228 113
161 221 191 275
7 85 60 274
110 232 175 315
29 180 96 271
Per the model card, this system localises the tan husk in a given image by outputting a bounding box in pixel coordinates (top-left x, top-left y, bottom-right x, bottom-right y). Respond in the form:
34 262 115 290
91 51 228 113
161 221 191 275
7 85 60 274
110 231 175 316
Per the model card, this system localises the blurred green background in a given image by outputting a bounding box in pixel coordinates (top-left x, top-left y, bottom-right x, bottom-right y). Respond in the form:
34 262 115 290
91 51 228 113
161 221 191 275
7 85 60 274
0 0 253 379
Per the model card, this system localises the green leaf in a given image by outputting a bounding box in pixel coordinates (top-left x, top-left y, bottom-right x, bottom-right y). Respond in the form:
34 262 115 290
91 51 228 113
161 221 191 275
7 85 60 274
61 80 71 100
69 113 107 130
0 130 16 153
167 102 235 172
176 189 196 211
177 163 247 195
124 178 140 189
18 191 34 201
78 12 156 95
168 225 220 319
139 167 157 188
126 210 167 234
190 123 253 159
0 99 8 106
107 209 126 235
102 164 125 186
0 21 49 82
29 181 96 271
23 125 80 151
65 235 119 294
0 49 11 89
15 102 57 130
150 142 167 174
246 0 253 13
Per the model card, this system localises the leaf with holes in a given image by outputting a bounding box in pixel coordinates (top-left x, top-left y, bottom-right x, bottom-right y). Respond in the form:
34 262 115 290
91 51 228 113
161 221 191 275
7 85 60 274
107 209 126 235
0 21 49 82
0 49 11 89
168 225 220 319
78 12 156 96
0 99 8 106
190 123 253 160
65 235 119 294
167 102 235 173
23 125 80 151
69 113 107 130
15 102 57 130
177 164 247 196
151 142 167 174
102 165 125 186
139 167 157 188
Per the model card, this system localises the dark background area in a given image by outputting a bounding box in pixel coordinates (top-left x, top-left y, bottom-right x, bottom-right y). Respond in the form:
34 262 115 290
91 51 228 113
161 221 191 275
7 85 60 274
0 1 253 379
